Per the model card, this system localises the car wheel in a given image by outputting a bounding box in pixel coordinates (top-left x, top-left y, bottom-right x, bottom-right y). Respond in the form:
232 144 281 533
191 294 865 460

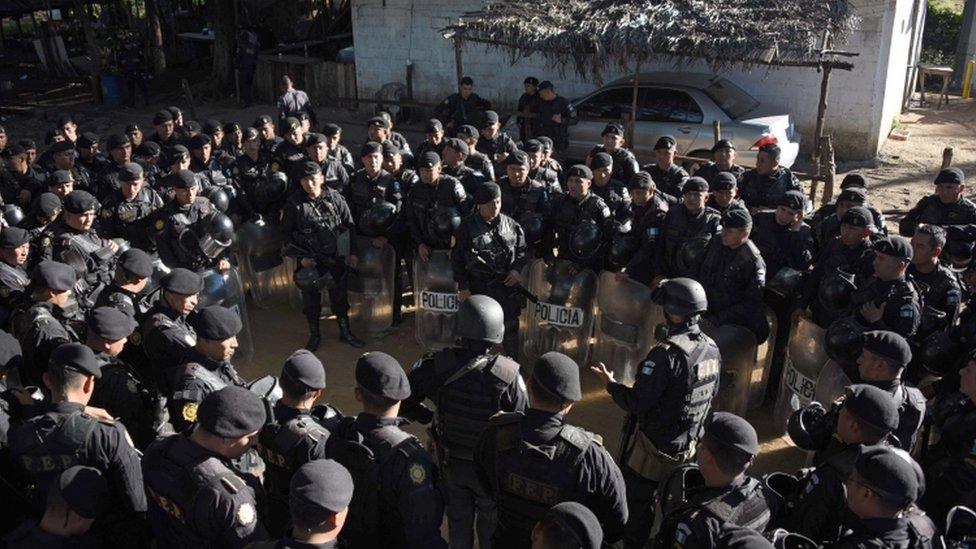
682 150 712 175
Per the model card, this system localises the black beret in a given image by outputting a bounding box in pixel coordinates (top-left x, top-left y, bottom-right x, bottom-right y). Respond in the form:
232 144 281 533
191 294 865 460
537 136 554 150
359 141 383 158
282 349 326 390
722 208 753 229
628 171 653 190
202 119 223 135
253 114 273 128
682 177 709 193
425 119 443 133
778 190 805 211
188 134 211 150
301 161 322 177
601 123 624 137
524 76 540 85
153 110 173 125
119 162 143 182
166 169 198 190
56 114 75 128
844 384 899 433
538 80 554 91
50 170 75 186
841 173 868 189
167 106 182 118
873 235 913 261
841 205 873 228
712 172 738 191
566 164 593 180
35 193 62 216
854 444 920 507
167 144 190 164
654 135 677 150
33 260 76 292
482 110 500 127
445 138 469 155
161 267 204 295
862 330 912 367
284 117 301 132
305 133 326 146
460 76 474 86
190 306 243 340
532 351 581 402
355 351 410 400
705 412 758 456
838 187 867 203
0 329 22 371
48 140 75 154
126 124 141 134
0 227 29 248
5 143 26 157
243 127 259 141
935 167 964 185
223 122 242 134
50 342 101 379
290 459 354 520
118 247 154 278
417 152 441 169
506 150 530 167
321 122 342 136
62 190 97 214
523 139 543 153
197 386 267 437
135 141 161 157
456 125 479 139
55 466 107 520
297 112 311 122
88 306 138 341
712 139 736 152
475 182 502 204
17 139 35 151
185 121 202 133
590 152 613 170
381 140 401 157
366 116 391 129
543 502 603 549
105 133 130 151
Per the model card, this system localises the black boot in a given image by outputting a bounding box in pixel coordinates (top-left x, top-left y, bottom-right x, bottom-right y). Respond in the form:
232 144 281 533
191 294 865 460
305 319 321 352
337 317 365 348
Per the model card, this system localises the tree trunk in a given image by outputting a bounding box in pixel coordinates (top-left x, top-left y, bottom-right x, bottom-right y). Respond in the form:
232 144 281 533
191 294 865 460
146 0 166 74
954 0 976 88
74 0 102 103
210 0 235 94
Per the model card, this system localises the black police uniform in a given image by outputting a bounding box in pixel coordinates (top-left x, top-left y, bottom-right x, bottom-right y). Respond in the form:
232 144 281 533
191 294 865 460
326 143 356 175
314 157 351 196
141 300 197 376
908 261 962 331
549 191 613 271
415 139 447 163
812 206 887 251
590 145 640 184
695 163 746 188
0 164 47 206
0 255 30 325
231 149 280 221
3 520 83 548
153 196 223 271
752 211 815 282
89 352 168 450
100 186 164 252
189 153 232 194
499 177 550 220
899 195 976 237
739 166 802 211
466 148 496 182
271 139 307 183
16 302 78 387
697 237 770 343
706 194 749 216
531 94 572 153
849 276 921 339
477 132 518 163
529 164 563 196
659 204 722 278
781 444 862 543
346 168 402 228
624 193 671 283
864 378 926 452
443 162 483 199
803 236 876 324
644 163 690 199
435 92 492 131
39 218 118 290
592 177 632 227
168 348 246 432
921 398 976 527
404 175 468 250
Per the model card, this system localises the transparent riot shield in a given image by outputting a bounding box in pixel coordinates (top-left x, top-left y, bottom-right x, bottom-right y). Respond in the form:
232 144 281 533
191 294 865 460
348 235 396 341
236 221 292 310
705 324 758 417
591 272 661 385
753 305 778 409
520 258 597 368
198 268 254 369
772 311 829 436
413 249 459 351
814 360 852 408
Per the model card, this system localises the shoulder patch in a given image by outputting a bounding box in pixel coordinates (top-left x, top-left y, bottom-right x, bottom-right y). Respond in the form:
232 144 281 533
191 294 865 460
101 209 112 218
900 304 915 318
182 402 198 422
235 502 256 526
409 463 427 485
640 360 655 377
154 219 165 231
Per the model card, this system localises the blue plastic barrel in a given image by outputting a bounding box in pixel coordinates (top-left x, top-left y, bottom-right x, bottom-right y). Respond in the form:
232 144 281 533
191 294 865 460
100 74 122 106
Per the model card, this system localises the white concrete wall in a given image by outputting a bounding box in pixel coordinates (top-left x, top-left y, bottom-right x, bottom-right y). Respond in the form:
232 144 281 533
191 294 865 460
350 0 913 160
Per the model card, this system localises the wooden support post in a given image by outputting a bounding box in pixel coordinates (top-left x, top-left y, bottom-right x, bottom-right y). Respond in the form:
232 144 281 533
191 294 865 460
712 120 721 143
181 78 198 122
452 37 463 90
627 57 641 146
818 135 836 206
813 65 832 164
942 147 954 168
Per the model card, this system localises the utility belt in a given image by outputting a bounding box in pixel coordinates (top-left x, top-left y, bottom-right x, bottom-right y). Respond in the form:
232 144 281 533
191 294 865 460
627 429 696 483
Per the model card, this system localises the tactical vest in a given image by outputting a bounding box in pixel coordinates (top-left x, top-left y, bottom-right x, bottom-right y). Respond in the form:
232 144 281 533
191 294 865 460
433 352 518 461
350 172 394 217
298 195 343 256
258 414 331 502
14 410 97 506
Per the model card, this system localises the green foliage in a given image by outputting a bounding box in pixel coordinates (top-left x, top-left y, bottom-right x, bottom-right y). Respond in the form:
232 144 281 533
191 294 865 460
921 0 962 65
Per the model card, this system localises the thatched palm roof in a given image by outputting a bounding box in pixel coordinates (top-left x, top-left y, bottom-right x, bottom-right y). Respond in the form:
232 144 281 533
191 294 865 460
444 0 859 76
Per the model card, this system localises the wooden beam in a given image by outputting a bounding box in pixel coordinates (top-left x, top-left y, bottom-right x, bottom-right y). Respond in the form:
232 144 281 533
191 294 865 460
453 37 464 89
712 120 721 143
942 147 954 169
812 65 832 164
818 135 836 206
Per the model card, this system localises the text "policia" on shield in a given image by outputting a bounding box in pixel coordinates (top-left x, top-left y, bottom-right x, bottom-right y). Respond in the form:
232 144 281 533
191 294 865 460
420 291 459 313
534 302 585 328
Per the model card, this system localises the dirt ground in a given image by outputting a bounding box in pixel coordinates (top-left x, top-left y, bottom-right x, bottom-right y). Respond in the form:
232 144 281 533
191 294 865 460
4 90 975 476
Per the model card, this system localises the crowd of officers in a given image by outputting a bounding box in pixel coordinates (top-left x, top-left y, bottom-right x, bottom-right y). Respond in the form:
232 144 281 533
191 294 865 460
0 73 974 549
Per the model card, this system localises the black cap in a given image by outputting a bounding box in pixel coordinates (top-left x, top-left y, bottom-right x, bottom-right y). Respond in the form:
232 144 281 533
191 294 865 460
186 121 203 133
712 172 738 191
118 248 154 278
712 139 736 152
683 177 709 193
543 502 603 549
119 162 143 182
284 117 301 132
705 412 758 456
778 190 805 211
456 125 479 139
355 351 410 400
566 164 593 180
935 167 964 186
190 306 243 340
305 133 326 146
0 227 30 247
282 349 326 390
33 260 76 292
532 351 581 402
841 173 868 189
301 161 322 177
475 183 502 204
188 134 211 150
654 135 677 150
854 444 920 507
367 116 391 129
290 459 354 520
862 330 912 367
197 386 267 437
538 80 554 91
135 141 161 157
50 342 101 379
425 119 443 133
524 76 540 85
417 152 441 169
166 169 198 190
35 193 62 216
523 139 543 153
482 110 500 128
88 306 138 341
223 122 242 134
445 138 469 155
841 205 873 228
253 114 273 128
153 110 173 125
161 268 204 295
51 170 74 185
844 384 900 433
49 140 75 154
873 235 913 261
722 208 753 230
167 144 190 164
359 141 383 157
18 139 35 151
322 122 342 136
628 171 653 190
105 133 130 151
381 140 401 157
506 150 530 167
601 123 624 137
5 143 26 157
537 136 554 151
202 119 222 135
55 466 107 520
243 127 259 141
167 106 182 118
590 152 613 170
838 187 867 203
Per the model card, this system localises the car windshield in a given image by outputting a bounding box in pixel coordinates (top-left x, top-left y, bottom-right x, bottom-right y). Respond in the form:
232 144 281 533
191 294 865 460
702 77 759 119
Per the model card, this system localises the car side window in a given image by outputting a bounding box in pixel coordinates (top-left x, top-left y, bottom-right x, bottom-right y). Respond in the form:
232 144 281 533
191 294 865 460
638 88 704 124
574 88 634 120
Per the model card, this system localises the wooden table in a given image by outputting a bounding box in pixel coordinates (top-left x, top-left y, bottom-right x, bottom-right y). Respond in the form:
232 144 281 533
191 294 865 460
917 64 953 109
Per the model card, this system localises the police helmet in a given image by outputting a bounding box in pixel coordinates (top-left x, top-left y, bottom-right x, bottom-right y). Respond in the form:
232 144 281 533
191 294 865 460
294 263 336 292
657 464 705 518
675 236 710 275
946 505 976 546
204 186 230 213
428 207 461 241
2 204 25 228
818 270 857 312
518 212 545 246
770 531 820 549
606 234 639 271
786 401 829 450
198 212 235 258
917 304 948 339
455 295 505 344
918 331 956 376
569 220 602 260
358 201 398 237
767 267 806 297
264 171 289 203
824 316 865 364
651 278 708 317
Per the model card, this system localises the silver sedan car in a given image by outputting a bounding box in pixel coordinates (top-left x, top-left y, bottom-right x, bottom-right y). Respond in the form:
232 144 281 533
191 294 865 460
506 72 800 168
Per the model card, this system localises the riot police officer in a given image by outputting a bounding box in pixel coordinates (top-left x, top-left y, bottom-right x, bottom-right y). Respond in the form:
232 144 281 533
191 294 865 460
752 190 815 282
587 123 640 184
850 236 921 339
257 350 340 537
1 143 47 207
619 172 670 284
347 141 401 230
254 114 283 156
706 172 748 215
168 305 247 432
589 152 632 227
498 150 550 258
99 162 164 252
327 351 447 548
306 132 350 195
694 139 746 188
443 138 484 198
591 277 720 548
435 76 492 133
548 165 613 273
653 413 777 548
188 133 231 196
8 343 146 537
416 119 447 161
658 177 722 279
811 176 886 250
531 81 571 156
0 227 31 324
322 123 355 174
143 386 269 546
452 185 528 356
272 117 308 181
739 144 802 212
45 169 74 201
282 161 364 351
367 116 414 169
524 139 561 196
909 224 961 341
476 112 517 167
900 167 976 237
153 169 232 273
16 261 79 387
456 124 495 181
856 331 926 452
38 190 120 292
383 140 419 196
148 110 179 148
531 502 604 549
642 136 689 199
141 268 202 375
96 133 133 199
233 127 279 220
72 133 105 191
477 351 628 547
93 247 153 319
404 295 528 549
3 465 108 547
404 152 468 260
